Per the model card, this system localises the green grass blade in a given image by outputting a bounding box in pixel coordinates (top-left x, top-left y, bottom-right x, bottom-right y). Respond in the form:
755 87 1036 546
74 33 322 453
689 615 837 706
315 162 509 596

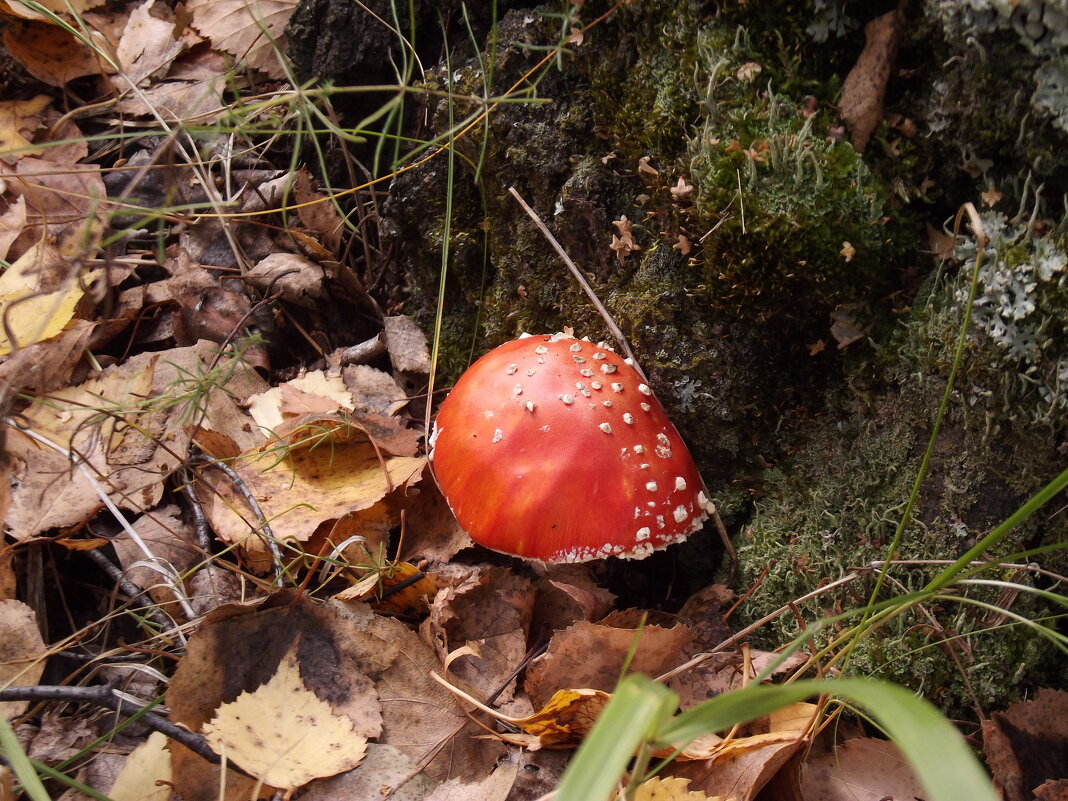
555 674 679 801
0 714 51 801
655 678 995 801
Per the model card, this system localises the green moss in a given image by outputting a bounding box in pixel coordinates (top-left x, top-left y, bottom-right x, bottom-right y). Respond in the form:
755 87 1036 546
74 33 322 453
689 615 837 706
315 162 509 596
729 234 1068 720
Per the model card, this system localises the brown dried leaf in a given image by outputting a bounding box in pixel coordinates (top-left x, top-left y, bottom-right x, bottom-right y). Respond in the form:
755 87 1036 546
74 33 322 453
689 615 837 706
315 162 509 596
983 688 1068 801
420 567 533 704
423 761 518 801
114 0 185 86
110 504 200 617
0 600 47 719
524 617 692 709
635 776 715 800
383 315 431 374
2 20 109 87
801 737 924 801
398 482 474 563
245 252 326 309
9 156 105 256
185 0 297 78
299 744 437 801
837 5 906 151
7 343 205 539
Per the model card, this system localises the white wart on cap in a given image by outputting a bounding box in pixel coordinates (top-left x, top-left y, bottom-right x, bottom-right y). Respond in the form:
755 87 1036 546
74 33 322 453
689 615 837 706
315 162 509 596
429 333 712 562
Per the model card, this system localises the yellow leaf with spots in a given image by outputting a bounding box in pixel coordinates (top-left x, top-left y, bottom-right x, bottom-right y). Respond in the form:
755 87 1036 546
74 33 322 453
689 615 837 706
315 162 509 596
635 776 719 800
201 638 368 789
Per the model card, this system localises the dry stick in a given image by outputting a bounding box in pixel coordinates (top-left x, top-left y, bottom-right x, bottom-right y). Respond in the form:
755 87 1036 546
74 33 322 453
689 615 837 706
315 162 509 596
507 186 646 382
190 453 284 579
0 684 240 773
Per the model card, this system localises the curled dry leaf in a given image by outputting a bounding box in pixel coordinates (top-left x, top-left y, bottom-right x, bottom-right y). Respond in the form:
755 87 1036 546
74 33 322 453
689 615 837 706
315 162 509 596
420 567 534 704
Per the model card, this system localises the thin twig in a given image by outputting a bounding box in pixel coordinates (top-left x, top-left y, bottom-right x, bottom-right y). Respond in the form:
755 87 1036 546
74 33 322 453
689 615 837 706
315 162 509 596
507 186 646 381
0 684 238 772
190 452 284 578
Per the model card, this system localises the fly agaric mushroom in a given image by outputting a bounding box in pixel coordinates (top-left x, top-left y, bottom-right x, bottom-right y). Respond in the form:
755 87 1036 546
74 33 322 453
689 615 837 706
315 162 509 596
429 333 714 562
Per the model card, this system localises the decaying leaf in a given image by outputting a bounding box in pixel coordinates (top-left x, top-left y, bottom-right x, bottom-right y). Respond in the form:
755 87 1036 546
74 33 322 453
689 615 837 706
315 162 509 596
0 600 47 719
837 4 906 151
202 637 369 788
422 761 518 801
299 743 438 801
185 0 297 77
6 342 208 539
524 617 692 709
801 737 925 801
421 567 534 704
199 427 425 568
983 688 1068 801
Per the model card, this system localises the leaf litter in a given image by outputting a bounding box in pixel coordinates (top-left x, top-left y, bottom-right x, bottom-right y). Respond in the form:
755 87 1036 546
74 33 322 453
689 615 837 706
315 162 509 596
0 0 1058 799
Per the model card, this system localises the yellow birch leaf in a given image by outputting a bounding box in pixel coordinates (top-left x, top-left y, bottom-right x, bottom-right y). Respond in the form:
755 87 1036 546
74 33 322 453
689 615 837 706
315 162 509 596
635 776 719 801
0 242 95 356
201 639 368 788
107 731 172 801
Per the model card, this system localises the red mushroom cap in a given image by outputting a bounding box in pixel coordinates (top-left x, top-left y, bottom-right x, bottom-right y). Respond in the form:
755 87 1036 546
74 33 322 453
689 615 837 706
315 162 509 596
429 333 712 562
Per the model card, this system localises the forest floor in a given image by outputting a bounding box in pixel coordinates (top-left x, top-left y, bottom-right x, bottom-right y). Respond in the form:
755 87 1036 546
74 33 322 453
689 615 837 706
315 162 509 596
0 1 1066 800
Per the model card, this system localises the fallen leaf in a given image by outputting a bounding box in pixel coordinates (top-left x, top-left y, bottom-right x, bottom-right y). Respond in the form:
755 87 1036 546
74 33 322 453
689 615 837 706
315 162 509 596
110 504 200 618
0 95 51 164
421 567 534 704
6 342 205 540
837 5 906 151
202 637 369 788
0 600 47 719
201 427 425 568
1 20 109 86
247 370 354 432
114 0 185 86
840 241 856 262
0 242 97 356
107 731 172 801
383 314 431 374
9 156 105 255
636 775 716 800
524 617 692 709
298 743 438 801
511 687 610 746
245 252 326 309
185 0 298 78
423 761 518 801
801 737 925 801
983 688 1068 801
